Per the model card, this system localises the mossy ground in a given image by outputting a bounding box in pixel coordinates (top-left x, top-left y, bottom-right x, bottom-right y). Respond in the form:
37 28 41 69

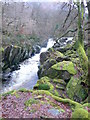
1 88 89 119
1 89 73 118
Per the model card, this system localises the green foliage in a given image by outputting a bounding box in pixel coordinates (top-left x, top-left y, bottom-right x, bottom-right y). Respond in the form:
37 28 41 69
72 108 89 119
52 61 77 75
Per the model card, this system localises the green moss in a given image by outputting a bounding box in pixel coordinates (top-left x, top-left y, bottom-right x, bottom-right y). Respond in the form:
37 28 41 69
19 88 30 92
0 47 4 53
34 76 59 97
48 47 54 52
2 90 20 98
32 90 82 108
71 57 80 64
76 41 88 74
72 108 89 119
2 90 16 96
64 50 72 56
39 76 50 82
52 61 77 75
54 90 59 96
83 103 90 108
55 51 64 58
38 84 50 90
53 79 66 85
46 68 61 79
34 95 43 99
24 98 39 107
65 50 78 59
56 85 65 90
49 59 56 64
66 76 88 101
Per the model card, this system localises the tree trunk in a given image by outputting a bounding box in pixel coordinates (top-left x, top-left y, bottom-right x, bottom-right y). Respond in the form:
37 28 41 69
87 1 90 84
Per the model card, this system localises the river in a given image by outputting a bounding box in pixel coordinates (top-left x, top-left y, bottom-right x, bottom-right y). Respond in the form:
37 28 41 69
1 38 55 94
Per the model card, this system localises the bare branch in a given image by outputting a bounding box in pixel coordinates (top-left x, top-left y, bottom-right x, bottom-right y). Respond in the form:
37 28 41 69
56 28 77 42
7 21 13 26
62 5 72 28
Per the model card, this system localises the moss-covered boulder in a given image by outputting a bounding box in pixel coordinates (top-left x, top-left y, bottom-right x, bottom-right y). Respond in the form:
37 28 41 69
72 108 89 119
40 50 66 65
38 66 72 81
40 61 77 81
38 50 72 79
33 76 59 96
52 61 77 75
38 60 77 81
66 76 88 102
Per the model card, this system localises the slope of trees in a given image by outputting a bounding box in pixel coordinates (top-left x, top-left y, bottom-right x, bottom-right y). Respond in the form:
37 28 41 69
2 2 78 47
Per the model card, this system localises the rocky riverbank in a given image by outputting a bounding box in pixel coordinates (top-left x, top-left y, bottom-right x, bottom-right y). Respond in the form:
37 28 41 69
0 44 41 81
37 37 88 102
0 37 89 119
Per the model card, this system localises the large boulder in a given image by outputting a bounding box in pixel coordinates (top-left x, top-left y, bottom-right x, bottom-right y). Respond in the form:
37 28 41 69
66 76 88 102
51 61 77 75
38 59 57 78
38 61 77 82
40 51 50 64
38 50 69 78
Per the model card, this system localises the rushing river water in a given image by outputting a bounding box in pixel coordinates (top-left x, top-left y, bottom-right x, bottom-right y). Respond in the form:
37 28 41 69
1 38 55 94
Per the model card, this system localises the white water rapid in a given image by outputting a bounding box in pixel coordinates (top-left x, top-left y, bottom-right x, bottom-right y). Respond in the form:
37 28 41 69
1 38 55 93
